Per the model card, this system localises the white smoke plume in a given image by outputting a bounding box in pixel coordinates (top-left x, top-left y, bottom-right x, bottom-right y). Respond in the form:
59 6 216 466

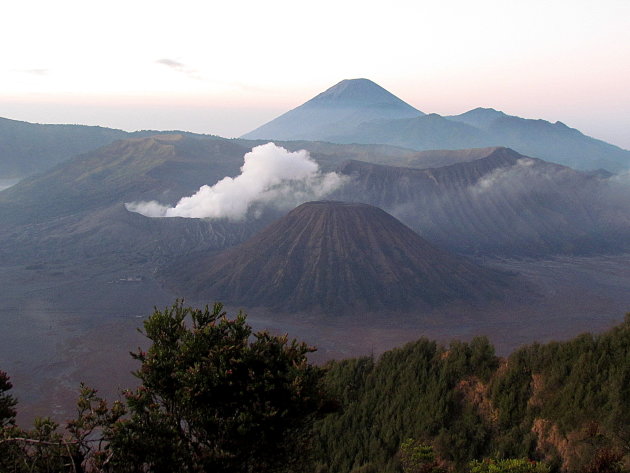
125 143 346 221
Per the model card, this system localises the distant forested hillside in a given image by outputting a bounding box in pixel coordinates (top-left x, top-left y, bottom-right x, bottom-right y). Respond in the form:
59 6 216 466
314 315 630 473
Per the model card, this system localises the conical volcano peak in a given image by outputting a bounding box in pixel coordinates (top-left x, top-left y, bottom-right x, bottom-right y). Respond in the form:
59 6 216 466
307 79 419 109
240 79 423 141
168 201 515 313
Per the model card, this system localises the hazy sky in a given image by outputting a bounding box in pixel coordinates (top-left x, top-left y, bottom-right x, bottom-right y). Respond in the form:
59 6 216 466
2 0 630 148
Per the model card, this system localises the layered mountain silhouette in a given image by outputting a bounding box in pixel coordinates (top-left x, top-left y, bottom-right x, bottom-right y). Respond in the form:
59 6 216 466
0 133 465 265
241 78 423 141
0 133 465 226
2 134 628 269
0 117 227 179
166 201 515 312
0 134 431 264
242 80 630 172
4 79 628 180
447 109 630 172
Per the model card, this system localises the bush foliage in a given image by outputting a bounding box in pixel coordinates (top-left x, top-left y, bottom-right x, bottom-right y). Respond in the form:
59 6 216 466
2 308 630 473
1 301 329 473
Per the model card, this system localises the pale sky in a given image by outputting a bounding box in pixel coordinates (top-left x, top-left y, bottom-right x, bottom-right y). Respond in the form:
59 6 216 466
2 0 630 148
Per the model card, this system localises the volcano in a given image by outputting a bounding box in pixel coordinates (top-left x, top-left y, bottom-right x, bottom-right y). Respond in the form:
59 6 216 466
169 201 515 313
241 78 422 141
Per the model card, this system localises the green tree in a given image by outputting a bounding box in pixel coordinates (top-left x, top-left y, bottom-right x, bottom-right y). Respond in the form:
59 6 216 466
1 302 332 473
399 439 446 473
468 458 550 473
105 301 330 473
0 374 125 472
0 370 17 426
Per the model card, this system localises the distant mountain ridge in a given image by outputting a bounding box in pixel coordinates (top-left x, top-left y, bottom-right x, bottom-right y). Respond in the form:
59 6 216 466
447 109 630 172
4 79 629 179
242 80 630 172
0 117 220 179
331 147 630 256
0 117 129 178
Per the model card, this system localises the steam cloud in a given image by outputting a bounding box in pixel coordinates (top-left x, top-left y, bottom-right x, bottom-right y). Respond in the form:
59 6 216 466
466 158 630 226
125 143 346 220
470 158 546 196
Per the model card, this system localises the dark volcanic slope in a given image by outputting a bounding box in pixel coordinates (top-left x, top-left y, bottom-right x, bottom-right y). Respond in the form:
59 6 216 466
0 133 506 268
331 147 630 256
0 134 268 265
170 202 514 313
0 134 248 225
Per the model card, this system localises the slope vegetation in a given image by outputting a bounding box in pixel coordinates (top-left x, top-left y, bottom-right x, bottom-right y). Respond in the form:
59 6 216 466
314 315 630 473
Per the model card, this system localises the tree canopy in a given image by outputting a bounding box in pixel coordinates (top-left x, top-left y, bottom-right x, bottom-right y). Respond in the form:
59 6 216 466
107 301 329 473
2 308 630 473
1 301 331 473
